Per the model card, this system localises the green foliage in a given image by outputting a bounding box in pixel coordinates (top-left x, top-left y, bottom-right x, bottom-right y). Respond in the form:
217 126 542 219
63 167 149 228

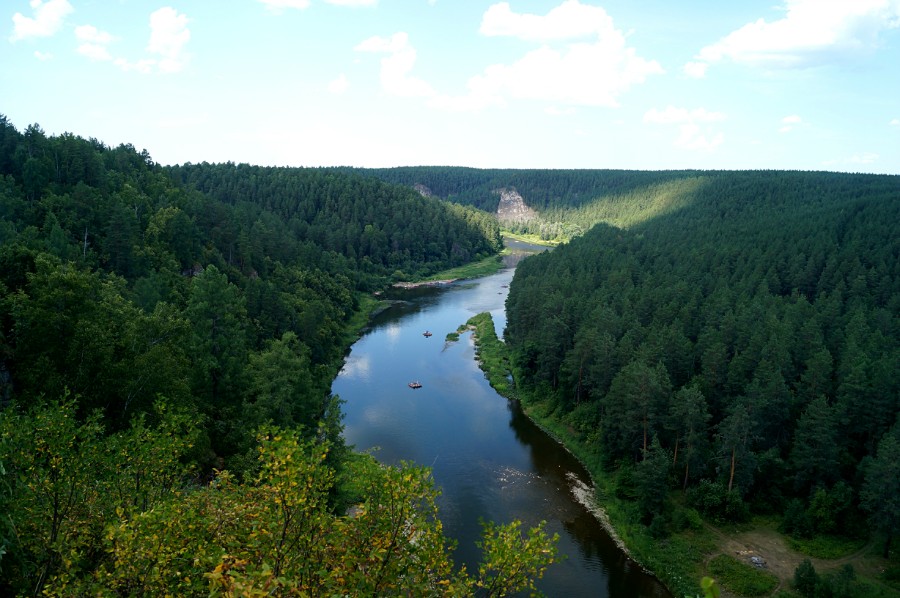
861 418 900 558
788 535 866 559
708 554 778 596
781 482 860 542
465 312 515 396
686 480 750 524
346 166 706 242
634 436 672 524
793 559 820 597
793 560 879 598
501 168 900 598
0 116 523 594
0 395 196 596
697 576 720 598
36 428 557 597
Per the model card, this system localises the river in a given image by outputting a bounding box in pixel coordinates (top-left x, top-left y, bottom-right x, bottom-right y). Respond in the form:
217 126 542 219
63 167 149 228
331 241 673 597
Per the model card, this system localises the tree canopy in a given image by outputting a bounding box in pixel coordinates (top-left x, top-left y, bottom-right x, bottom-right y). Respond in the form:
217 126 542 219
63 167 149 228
502 169 899 543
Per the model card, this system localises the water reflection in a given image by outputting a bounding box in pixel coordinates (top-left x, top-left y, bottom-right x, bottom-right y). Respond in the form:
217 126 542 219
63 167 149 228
333 243 672 598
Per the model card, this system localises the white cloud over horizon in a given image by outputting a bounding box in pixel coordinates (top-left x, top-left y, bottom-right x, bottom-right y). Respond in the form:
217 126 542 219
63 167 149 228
688 0 900 74
644 106 726 151
256 0 375 12
779 114 803 133
355 32 435 98
257 0 311 11
10 0 73 42
328 73 349 94
75 24 114 61
146 7 190 73
480 0 613 41
357 1 663 111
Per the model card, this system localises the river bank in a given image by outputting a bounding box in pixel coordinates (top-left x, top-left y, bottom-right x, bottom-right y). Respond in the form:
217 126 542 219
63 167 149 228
461 311 898 598
334 265 671 596
459 312 670 585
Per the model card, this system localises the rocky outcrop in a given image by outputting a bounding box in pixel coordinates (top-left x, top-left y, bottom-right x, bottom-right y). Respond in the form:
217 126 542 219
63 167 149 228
413 183 434 198
495 188 537 223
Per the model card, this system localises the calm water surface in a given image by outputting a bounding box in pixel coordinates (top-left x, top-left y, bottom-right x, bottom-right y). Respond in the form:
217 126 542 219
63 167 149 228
332 244 672 597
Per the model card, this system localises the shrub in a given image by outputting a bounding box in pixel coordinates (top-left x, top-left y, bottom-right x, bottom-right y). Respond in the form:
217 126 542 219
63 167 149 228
671 506 704 532
687 479 750 523
793 559 819 597
708 554 778 596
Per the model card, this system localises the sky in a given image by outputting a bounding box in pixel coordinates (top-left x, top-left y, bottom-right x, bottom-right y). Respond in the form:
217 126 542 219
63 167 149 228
2 0 899 173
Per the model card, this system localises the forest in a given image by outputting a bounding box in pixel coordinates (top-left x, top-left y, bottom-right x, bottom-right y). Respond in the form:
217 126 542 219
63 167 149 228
342 165 704 241
0 116 555 596
2 111 898 596
500 170 900 596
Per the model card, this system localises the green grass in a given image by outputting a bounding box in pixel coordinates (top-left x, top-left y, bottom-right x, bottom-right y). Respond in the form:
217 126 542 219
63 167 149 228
500 231 559 247
787 535 867 559
708 554 779 596
422 254 505 282
463 313 515 396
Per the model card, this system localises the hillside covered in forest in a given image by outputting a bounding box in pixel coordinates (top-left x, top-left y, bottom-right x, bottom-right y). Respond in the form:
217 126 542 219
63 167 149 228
344 165 709 241
0 117 563 597
2 112 898 596
502 170 900 595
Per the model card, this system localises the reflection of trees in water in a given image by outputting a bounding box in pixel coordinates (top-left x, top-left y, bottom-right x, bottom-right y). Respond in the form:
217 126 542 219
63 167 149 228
505 398 674 598
503 252 534 267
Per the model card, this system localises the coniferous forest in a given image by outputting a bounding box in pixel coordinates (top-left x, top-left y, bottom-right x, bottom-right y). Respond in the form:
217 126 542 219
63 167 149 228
1 113 899 597
500 170 900 595
0 117 554 597
352 166 900 595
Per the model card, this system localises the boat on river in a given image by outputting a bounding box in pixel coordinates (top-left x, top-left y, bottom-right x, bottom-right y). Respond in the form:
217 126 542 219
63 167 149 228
408 381 422 389
423 330 433 337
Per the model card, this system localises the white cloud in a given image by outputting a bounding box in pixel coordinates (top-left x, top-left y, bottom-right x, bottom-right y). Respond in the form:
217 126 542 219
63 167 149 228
10 0 73 41
355 32 435 98
75 24 115 61
644 106 726 124
257 0 311 11
891 118 900 126
111 8 190 75
328 73 350 94
146 7 191 73
34 50 53 60
480 0 614 41
779 114 804 133
848 152 879 164
257 0 374 10
436 1 663 110
114 58 156 74
355 1 661 111
545 106 576 116
683 61 708 78
644 106 726 151
688 0 900 74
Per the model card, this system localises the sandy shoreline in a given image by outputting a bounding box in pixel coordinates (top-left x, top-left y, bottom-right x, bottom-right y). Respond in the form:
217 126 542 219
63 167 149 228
391 278 458 289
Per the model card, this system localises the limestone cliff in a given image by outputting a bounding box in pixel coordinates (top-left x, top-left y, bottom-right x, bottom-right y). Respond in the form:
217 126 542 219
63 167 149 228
495 188 537 223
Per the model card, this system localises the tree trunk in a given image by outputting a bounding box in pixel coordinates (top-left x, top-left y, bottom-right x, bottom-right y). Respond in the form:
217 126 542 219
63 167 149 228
673 437 680 466
642 414 648 455
728 447 736 493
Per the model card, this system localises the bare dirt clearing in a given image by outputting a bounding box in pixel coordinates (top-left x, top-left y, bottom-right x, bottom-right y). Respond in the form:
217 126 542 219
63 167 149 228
703 524 890 597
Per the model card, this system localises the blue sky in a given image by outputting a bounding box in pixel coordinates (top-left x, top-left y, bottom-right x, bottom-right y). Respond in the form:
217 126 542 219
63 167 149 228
3 0 899 173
